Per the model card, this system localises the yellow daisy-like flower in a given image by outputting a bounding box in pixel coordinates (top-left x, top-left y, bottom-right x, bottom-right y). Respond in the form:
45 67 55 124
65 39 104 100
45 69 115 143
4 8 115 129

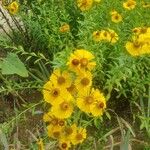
125 41 144 56
72 127 87 145
123 0 136 10
7 1 19 15
77 0 93 11
50 69 72 88
75 71 92 93
111 11 122 23
67 49 96 73
108 29 119 44
43 81 71 105
90 90 106 117
51 100 74 119
59 24 70 33
47 124 63 139
92 31 102 42
59 139 71 150
43 112 66 128
77 88 99 113
99 30 111 41
132 27 141 35
142 1 150 8
61 124 77 142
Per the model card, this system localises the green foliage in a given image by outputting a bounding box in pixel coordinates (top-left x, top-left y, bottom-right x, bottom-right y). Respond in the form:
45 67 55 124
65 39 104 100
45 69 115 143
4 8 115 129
0 53 28 77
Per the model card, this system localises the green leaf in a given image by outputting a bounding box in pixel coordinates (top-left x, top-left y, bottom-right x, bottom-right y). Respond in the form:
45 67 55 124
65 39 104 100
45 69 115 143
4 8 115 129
1 53 28 77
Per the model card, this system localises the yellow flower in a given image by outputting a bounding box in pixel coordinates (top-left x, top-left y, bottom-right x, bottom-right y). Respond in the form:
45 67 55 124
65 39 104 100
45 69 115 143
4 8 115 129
59 24 70 33
7 1 19 15
90 90 106 117
92 31 102 42
75 71 92 93
132 27 141 35
108 29 119 44
50 69 72 88
43 81 70 105
43 112 66 127
67 49 96 73
77 88 99 113
51 99 74 119
142 1 150 8
47 124 63 139
37 139 44 150
61 124 77 142
99 30 111 41
125 41 145 56
123 0 136 10
77 0 93 11
59 139 71 150
72 127 87 145
111 11 122 23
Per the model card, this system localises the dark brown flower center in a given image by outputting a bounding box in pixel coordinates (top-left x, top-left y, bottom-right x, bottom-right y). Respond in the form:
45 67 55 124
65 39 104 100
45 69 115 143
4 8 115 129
80 58 88 67
67 84 76 93
140 28 147 34
57 76 65 85
95 31 100 36
72 59 80 66
103 31 108 37
85 96 93 104
65 127 73 135
59 120 65 126
51 88 60 97
61 143 67 149
133 41 141 48
76 133 83 140
114 15 119 20
53 131 60 138
60 102 69 111
81 77 90 86
98 102 104 109
51 118 58 125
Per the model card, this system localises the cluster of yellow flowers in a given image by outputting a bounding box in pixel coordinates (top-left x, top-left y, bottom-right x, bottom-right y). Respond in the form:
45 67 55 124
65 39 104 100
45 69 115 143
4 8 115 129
92 29 119 44
125 27 150 56
43 49 106 149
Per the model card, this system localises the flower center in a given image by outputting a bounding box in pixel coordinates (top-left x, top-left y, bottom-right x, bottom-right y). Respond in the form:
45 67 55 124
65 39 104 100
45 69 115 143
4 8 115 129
114 15 119 20
51 118 58 125
103 31 108 37
61 143 67 149
57 76 65 85
133 41 141 48
81 77 90 86
53 131 60 138
59 120 65 126
85 96 93 104
52 88 60 97
72 59 80 66
67 84 76 93
65 127 73 135
76 133 83 140
98 102 104 109
60 102 69 111
80 58 88 67
140 28 147 34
